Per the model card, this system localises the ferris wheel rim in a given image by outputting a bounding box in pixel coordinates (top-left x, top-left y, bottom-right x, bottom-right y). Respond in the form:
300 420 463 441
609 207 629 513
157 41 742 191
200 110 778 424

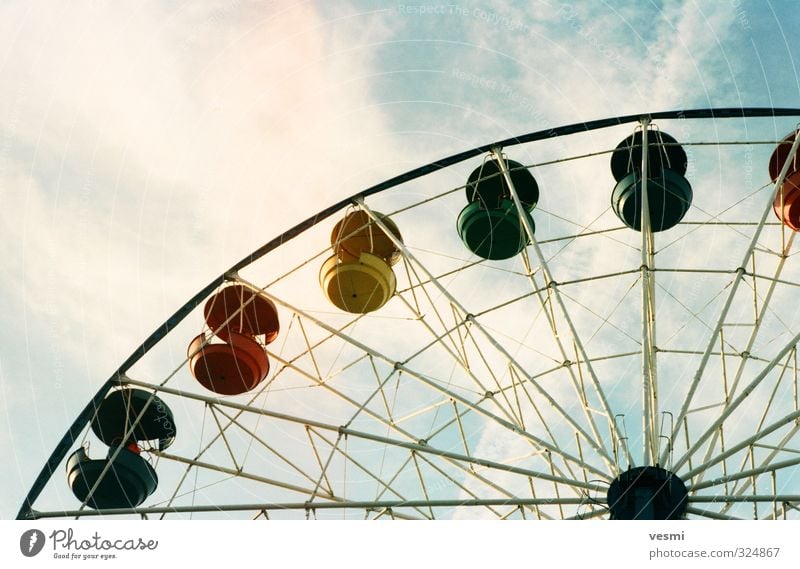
18 106 800 521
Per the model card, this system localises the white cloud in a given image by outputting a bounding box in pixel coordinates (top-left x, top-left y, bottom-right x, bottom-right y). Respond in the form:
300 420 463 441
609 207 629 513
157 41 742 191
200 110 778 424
0 0 405 517
4 0 800 521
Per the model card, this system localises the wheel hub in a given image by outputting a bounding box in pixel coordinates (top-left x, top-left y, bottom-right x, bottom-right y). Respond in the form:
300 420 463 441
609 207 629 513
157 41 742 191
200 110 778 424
606 466 688 520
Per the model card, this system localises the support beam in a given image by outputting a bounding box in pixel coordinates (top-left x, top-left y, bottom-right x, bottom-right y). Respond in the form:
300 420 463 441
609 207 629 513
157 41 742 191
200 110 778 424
689 455 800 491
688 495 800 503
29 497 594 519
123 378 607 492
352 205 613 477
663 131 800 465
681 407 800 480
489 148 630 470
639 122 659 465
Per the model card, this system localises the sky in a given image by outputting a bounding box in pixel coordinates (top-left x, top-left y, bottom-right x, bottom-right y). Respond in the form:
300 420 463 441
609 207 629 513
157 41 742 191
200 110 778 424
2 0 800 520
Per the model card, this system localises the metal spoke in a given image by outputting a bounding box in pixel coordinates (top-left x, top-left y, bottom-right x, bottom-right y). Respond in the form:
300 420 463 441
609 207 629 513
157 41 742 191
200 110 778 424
684 507 742 520
122 378 608 492
274 222 610 478
30 497 594 519
663 132 800 465
490 149 630 469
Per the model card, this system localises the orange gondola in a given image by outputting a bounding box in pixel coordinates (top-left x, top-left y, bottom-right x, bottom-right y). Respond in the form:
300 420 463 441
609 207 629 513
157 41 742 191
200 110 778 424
188 331 270 396
204 284 280 343
769 131 800 231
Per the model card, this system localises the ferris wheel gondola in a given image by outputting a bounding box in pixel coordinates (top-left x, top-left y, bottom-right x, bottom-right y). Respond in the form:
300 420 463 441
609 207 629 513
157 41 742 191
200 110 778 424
17 107 800 521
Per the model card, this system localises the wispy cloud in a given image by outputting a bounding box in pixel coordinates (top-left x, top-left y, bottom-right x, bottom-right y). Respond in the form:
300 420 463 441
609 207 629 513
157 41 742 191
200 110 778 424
4 0 800 520
0 1 403 517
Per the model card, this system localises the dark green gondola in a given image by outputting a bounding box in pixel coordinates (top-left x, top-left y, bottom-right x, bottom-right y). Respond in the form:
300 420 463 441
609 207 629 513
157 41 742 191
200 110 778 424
458 158 538 260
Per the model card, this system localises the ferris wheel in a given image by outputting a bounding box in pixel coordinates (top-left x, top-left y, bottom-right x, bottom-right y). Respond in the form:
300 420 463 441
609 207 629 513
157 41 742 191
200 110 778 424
17 107 800 521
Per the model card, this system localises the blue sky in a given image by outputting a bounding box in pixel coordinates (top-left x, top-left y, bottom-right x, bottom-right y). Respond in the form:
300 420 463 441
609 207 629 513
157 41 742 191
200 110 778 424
2 1 800 519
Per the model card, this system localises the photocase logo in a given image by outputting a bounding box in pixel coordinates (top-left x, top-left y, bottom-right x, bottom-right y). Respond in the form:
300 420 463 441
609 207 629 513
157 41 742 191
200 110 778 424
19 529 46 557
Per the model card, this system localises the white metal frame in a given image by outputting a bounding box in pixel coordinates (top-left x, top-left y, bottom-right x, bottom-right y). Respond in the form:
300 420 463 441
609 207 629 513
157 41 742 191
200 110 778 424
22 114 800 521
